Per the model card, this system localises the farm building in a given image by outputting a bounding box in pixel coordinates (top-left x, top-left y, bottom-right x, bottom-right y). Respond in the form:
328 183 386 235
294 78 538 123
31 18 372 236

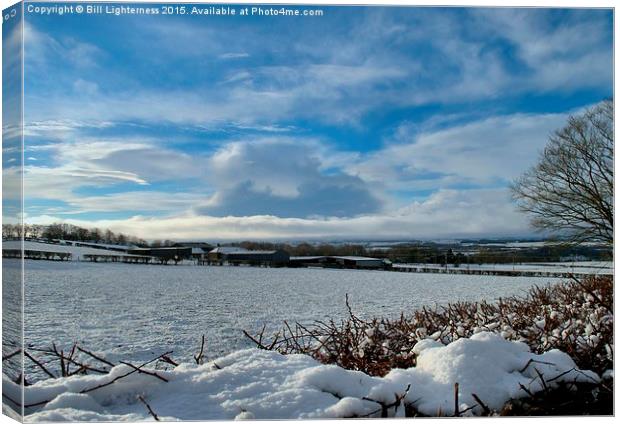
126 247 192 264
289 256 331 267
225 250 290 266
57 240 130 252
190 247 210 263
173 242 215 263
289 255 390 269
174 241 214 250
333 256 389 269
208 247 250 263
209 247 290 266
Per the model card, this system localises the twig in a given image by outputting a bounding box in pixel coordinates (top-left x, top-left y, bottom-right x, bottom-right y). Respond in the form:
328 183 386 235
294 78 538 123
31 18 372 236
534 368 549 393
159 355 178 367
60 349 67 377
63 357 109 374
545 367 576 383
242 330 269 350
138 395 160 421
81 351 172 394
24 351 56 379
76 346 116 367
361 384 411 418
519 358 556 373
2 349 21 362
67 364 89 377
321 389 343 400
471 393 491 415
460 404 478 415
454 382 460 417
194 335 205 364
119 361 169 382
518 383 535 397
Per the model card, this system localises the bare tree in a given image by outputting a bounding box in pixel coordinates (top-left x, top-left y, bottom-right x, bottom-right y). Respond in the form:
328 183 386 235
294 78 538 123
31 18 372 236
511 100 613 245
2 224 16 239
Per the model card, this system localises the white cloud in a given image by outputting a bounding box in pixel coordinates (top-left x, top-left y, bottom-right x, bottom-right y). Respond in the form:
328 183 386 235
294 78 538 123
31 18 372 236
472 9 612 92
24 188 531 241
16 137 207 217
66 191 209 214
24 22 103 73
349 111 570 192
23 119 114 137
219 52 250 59
17 109 574 228
23 10 611 130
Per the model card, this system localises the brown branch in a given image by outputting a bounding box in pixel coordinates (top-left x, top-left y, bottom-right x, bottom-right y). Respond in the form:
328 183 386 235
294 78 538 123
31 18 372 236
138 395 160 421
24 350 56 379
242 329 269 350
159 355 178 367
193 335 205 364
119 361 169 382
76 346 116 367
454 382 460 417
2 349 21 362
471 393 491 415
81 351 172 394
519 358 556 373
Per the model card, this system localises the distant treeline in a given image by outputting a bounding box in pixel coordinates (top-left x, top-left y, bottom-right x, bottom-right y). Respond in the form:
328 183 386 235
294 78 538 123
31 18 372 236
3 223 611 263
233 241 611 264
233 241 370 257
2 223 150 247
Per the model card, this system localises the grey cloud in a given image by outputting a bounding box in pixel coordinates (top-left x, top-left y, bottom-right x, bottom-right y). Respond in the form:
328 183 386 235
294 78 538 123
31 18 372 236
201 138 383 218
199 178 381 218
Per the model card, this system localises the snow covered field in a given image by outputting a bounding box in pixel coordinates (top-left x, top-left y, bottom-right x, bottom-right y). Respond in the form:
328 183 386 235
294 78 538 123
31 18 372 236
10 259 561 381
3 241 143 261
393 261 613 275
4 332 599 421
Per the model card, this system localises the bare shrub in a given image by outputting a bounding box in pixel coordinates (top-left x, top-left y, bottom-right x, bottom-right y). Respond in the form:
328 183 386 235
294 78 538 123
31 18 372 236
245 275 613 377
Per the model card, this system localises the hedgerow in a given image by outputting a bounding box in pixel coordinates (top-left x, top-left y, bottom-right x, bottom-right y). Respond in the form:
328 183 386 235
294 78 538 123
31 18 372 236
245 275 613 377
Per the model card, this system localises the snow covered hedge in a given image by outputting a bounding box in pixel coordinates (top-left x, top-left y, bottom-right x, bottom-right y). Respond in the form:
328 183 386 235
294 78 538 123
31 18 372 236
2 332 605 421
247 275 613 378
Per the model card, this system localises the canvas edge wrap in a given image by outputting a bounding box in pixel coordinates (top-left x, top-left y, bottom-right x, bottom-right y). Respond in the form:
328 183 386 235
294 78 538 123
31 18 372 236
2 1 25 421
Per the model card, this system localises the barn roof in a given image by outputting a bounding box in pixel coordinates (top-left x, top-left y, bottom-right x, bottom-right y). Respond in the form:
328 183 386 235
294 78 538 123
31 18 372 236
333 256 384 261
209 247 249 254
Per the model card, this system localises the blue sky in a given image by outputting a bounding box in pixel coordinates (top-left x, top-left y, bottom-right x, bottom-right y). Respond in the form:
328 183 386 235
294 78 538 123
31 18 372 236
7 3 613 240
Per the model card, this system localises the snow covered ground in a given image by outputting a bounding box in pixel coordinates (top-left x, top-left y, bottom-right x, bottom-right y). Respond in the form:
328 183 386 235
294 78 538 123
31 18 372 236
13 259 559 381
4 332 599 421
393 261 613 275
3 241 144 261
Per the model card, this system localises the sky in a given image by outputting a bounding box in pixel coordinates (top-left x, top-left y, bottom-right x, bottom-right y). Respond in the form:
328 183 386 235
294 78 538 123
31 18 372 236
3 3 614 241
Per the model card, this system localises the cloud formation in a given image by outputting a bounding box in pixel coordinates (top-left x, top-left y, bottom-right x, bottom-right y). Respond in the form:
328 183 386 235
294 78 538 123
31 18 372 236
25 188 530 241
349 111 571 192
15 7 612 240
23 8 612 128
198 138 381 218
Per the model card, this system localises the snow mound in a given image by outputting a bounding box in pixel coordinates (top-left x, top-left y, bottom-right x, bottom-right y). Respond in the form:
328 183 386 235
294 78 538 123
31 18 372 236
5 333 599 421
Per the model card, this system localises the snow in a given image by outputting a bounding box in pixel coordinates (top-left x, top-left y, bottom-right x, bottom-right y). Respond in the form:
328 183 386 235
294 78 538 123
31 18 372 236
393 261 613 275
5 332 599 421
15 259 555 381
3 241 146 261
